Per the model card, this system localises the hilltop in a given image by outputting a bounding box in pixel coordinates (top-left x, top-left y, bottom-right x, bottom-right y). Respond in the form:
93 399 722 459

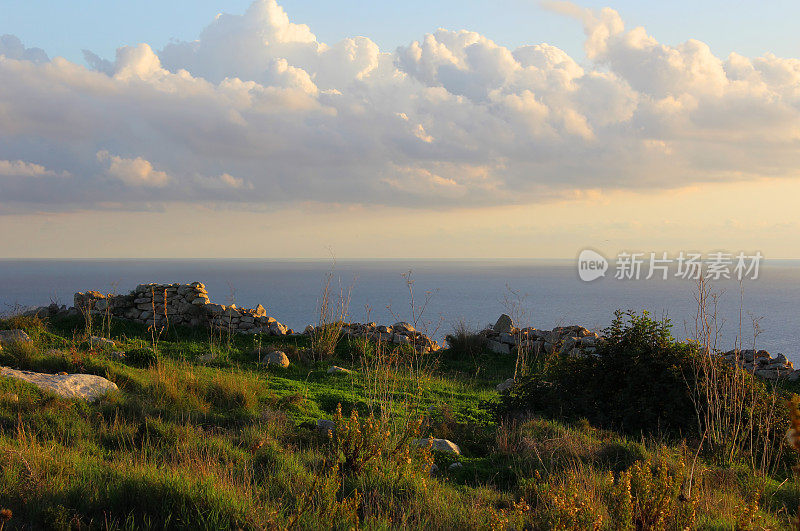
0 283 799 529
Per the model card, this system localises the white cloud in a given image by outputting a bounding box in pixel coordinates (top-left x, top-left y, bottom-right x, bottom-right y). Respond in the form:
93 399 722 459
0 159 66 178
0 0 799 213
97 151 170 187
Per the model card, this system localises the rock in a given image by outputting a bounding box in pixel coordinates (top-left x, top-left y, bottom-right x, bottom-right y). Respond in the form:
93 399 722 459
327 366 351 375
429 464 439 474
0 367 117 401
413 438 461 455
486 340 510 355
496 378 515 392
393 322 415 333
499 332 517 345
254 304 266 317
317 419 336 435
269 321 288 336
493 314 514 335
448 462 463 471
0 330 31 346
754 368 780 379
261 351 290 368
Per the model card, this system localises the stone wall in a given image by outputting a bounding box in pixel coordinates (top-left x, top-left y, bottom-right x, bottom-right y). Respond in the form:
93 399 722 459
334 321 440 353
73 282 292 336
476 313 799 381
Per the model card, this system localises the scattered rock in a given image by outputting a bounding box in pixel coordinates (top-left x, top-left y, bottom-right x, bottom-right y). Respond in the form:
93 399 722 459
0 367 117 401
448 462 463 470
0 330 31 346
496 378 515 392
429 464 439 474
261 351 290 368
413 438 461 455
327 366 351 375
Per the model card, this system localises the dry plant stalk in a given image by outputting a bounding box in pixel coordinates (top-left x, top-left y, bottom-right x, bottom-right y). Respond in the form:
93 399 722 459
311 266 351 361
148 287 168 355
689 277 783 475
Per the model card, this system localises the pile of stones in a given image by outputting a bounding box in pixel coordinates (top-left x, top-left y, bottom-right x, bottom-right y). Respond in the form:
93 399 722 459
72 282 293 336
309 321 441 353
478 314 603 357
720 349 798 381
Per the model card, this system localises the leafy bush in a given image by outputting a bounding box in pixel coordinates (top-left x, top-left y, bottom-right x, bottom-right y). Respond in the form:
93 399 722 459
501 311 699 435
124 347 158 368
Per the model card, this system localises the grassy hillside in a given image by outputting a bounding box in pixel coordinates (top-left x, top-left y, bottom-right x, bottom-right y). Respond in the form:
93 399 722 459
0 312 798 530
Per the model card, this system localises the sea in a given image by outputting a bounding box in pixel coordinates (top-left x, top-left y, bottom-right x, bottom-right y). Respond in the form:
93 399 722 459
1 259 798 363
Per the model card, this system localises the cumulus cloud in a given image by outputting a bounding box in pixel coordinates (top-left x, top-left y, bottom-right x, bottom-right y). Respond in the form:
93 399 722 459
0 159 66 178
0 0 799 213
97 151 170 187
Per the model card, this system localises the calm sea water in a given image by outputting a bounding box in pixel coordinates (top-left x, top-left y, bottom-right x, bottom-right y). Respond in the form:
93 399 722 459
1 259 799 362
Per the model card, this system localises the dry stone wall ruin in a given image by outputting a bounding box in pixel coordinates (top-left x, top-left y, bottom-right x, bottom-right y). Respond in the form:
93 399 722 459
74 282 292 336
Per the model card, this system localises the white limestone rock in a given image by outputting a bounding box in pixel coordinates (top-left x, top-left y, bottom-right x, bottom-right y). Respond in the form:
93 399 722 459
0 367 118 401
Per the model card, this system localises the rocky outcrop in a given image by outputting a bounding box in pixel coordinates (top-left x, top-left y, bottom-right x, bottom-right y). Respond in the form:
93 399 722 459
72 282 292 336
0 367 118 401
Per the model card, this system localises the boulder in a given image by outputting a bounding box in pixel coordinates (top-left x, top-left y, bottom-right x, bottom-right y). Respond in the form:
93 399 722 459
0 367 117 401
327 366 351 375
413 438 461 455
393 322 415 333
448 462 463 471
317 419 336 435
0 329 31 345
261 351 290 368
269 321 288 336
493 314 515 334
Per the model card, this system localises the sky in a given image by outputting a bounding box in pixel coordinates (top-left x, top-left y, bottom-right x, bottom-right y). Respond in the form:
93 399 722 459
1 0 799 259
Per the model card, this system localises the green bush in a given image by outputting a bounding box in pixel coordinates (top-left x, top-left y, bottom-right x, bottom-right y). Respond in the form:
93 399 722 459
501 310 699 436
124 347 158 368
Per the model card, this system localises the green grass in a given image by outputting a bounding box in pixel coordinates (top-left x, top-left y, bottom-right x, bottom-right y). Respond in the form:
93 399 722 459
0 314 797 529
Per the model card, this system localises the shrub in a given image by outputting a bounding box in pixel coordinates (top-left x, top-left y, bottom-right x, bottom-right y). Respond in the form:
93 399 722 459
325 403 428 478
124 347 158 368
502 311 699 435
607 455 697 530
